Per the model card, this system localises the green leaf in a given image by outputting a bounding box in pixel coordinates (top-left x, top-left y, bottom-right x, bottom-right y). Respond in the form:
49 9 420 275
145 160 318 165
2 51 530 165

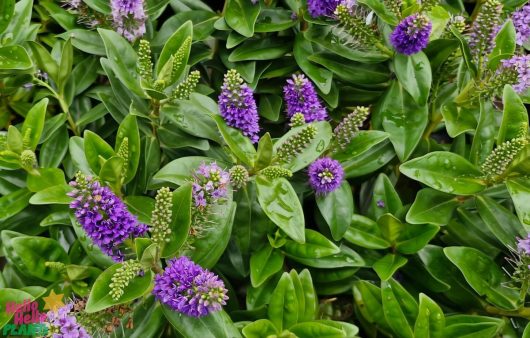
242 319 278 338
498 85 529 144
273 121 332 173
187 198 236 268
357 0 398 24
373 254 408 281
380 81 428 161
2 232 69 282
396 223 440 255
344 214 391 249
506 177 530 231
0 288 34 328
316 182 354 241
0 45 32 70
367 173 403 220
58 39 73 94
163 307 242 338
213 115 256 167
255 8 297 32
298 269 318 322
414 293 445 338
476 195 524 247
293 33 332 94
488 20 516 70
115 114 140 184
29 184 73 205
406 188 460 225
469 101 495 166
157 21 192 76
268 272 298 331
255 133 273 170
332 130 389 162
381 279 415 338
0 188 32 220
40 124 69 168
83 130 115 175
441 102 478 138
161 183 192 257
0 0 14 34
256 176 305 243
60 29 106 56
152 156 221 187
21 98 48 151
225 0 260 37
99 156 124 185
85 263 153 313
400 151 486 195
353 281 392 332
393 52 432 105
449 26 477 77
288 244 364 268
443 315 504 338
444 246 521 310
289 321 346 338
250 245 284 288
229 37 291 62
283 229 340 259
98 29 145 97
27 168 65 192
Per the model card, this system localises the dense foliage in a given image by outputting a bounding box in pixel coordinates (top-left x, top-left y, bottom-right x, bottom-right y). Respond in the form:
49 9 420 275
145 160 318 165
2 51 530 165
1 0 530 337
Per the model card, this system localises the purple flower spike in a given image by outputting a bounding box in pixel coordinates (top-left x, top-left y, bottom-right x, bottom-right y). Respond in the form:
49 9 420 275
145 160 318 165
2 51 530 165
68 173 147 261
283 74 328 122
513 3 530 46
500 55 530 94
218 70 260 143
192 162 230 210
307 0 341 18
390 14 432 55
46 303 91 338
152 256 228 317
308 157 344 194
518 234 530 255
111 0 147 41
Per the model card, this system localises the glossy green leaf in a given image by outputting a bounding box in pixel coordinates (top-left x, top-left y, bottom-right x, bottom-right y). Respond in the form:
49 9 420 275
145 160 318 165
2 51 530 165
0 45 32 70
21 98 48 151
441 102 477 138
256 176 305 243
396 223 440 255
381 279 415 338
229 37 291 62
469 101 495 166
506 177 530 231
27 168 65 192
498 85 529 144
29 184 73 205
444 246 520 310
157 21 192 76
316 182 354 241
242 319 278 338
443 315 504 338
393 52 432 105
414 293 445 338
83 130 115 175
268 272 298 331
344 214 391 249
380 81 428 161
293 33 332 94
406 188 460 225
164 307 242 337
213 115 256 167
225 0 260 37
0 0 15 34
0 188 32 220
161 183 192 257
488 20 516 69
152 156 219 187
476 195 524 247
400 151 486 195
367 173 403 220
289 321 345 338
373 254 408 281
283 229 340 259
85 264 153 313
250 245 284 288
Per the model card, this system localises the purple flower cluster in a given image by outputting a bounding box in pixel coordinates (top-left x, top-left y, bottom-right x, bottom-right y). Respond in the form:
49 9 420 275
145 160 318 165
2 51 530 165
192 163 230 210
308 157 344 194
307 0 341 17
283 74 328 122
468 0 502 62
219 70 260 143
46 304 91 338
68 174 147 261
390 14 432 55
152 256 228 317
500 55 530 93
110 0 146 41
518 234 530 255
513 3 530 45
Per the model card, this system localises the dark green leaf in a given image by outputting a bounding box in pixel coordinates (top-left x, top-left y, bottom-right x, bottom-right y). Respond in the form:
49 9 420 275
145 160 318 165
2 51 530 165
316 182 354 241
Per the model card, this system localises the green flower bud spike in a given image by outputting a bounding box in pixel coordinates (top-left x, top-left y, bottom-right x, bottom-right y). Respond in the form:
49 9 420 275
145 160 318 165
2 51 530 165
150 187 173 245
289 113 306 128
109 260 143 301
172 70 201 100
334 106 370 150
275 125 317 163
260 166 293 179
481 137 528 182
20 149 38 172
117 137 129 180
171 37 192 82
229 165 249 188
137 40 153 83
